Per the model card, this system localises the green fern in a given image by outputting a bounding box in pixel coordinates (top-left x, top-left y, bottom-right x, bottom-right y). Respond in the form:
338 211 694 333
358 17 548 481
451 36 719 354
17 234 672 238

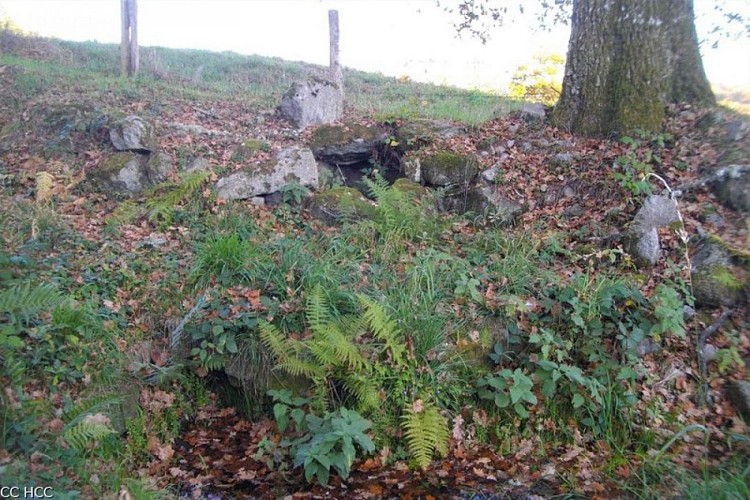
401 398 450 469
63 417 116 452
362 173 400 231
358 295 406 366
60 394 123 452
305 285 332 332
62 393 125 428
146 170 210 225
314 324 367 371
0 351 25 386
0 282 63 323
342 373 381 411
259 319 324 379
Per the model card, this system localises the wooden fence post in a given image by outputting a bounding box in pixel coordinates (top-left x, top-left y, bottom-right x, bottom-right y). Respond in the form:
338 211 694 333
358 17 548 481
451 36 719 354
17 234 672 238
328 9 343 91
120 0 139 77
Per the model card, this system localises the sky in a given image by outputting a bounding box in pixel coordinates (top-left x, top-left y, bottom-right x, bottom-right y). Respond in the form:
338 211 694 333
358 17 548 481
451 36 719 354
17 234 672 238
1 0 748 91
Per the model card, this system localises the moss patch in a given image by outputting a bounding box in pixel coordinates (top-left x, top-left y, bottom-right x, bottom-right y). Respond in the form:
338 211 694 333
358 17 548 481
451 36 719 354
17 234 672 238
692 264 743 308
393 119 461 152
421 151 479 186
305 187 377 225
309 123 381 149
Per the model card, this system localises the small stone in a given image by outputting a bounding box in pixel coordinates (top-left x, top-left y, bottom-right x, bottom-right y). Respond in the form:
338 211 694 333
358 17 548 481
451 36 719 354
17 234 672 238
552 153 573 168
727 381 750 420
109 115 156 152
702 343 718 363
519 103 546 123
142 233 167 248
250 196 265 206
184 157 210 173
481 166 500 183
683 305 696 320
680 110 697 121
563 204 584 218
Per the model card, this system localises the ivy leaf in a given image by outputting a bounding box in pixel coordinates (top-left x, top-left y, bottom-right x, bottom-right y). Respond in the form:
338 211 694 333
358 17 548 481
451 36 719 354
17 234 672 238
273 403 289 432
571 393 585 408
225 334 238 353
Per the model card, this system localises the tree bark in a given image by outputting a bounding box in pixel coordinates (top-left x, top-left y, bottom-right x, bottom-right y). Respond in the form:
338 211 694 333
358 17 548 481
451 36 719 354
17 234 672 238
552 0 713 137
665 0 714 105
120 0 139 77
328 9 343 91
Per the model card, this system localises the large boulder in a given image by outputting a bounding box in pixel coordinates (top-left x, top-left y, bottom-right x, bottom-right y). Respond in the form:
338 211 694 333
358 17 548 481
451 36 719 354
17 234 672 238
393 119 463 153
89 151 172 195
421 151 479 187
443 185 524 226
690 236 743 308
309 123 385 166
280 76 342 129
305 187 377 225
711 165 750 213
216 147 318 200
623 195 681 267
109 115 156 153
727 381 750 421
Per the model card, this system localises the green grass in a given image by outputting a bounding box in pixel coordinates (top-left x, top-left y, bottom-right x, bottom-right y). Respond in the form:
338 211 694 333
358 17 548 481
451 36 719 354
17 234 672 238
1 31 521 123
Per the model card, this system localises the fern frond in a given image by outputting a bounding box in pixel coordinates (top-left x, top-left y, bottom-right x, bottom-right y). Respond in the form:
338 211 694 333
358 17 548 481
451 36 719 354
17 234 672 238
343 373 381 412
146 170 210 223
201 354 226 371
362 172 390 202
258 319 293 362
62 393 125 428
35 171 54 203
0 351 25 386
313 323 367 371
279 356 325 379
401 399 450 469
358 295 406 365
63 416 116 451
308 339 339 367
260 319 324 378
305 285 330 333
179 170 211 192
0 282 63 321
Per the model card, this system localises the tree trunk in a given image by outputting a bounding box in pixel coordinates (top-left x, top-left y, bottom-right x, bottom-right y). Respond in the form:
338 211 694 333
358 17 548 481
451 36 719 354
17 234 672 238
328 9 343 91
666 0 714 105
120 0 139 77
552 0 714 137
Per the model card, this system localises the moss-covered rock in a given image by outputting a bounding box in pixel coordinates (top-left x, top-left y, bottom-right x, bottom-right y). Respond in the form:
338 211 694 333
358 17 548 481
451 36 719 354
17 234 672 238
711 165 750 213
392 178 430 199
442 185 524 226
421 151 479 187
309 123 384 165
310 123 381 149
692 265 743 308
217 147 318 200
690 234 746 308
393 119 463 152
109 115 156 153
305 187 377 225
89 152 146 194
231 138 268 161
88 151 173 196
